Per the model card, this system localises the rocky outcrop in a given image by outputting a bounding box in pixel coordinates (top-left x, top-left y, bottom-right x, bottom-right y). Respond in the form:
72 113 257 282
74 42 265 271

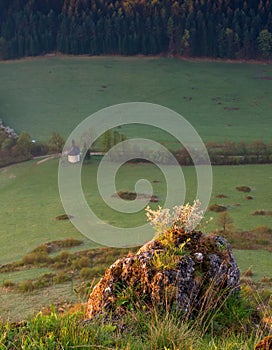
0 118 18 139
87 229 240 320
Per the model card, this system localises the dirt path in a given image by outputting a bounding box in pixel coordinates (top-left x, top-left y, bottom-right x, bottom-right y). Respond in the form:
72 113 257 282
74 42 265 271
35 154 60 165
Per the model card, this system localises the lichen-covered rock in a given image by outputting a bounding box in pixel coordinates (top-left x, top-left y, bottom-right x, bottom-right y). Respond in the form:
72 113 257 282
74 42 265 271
87 229 240 319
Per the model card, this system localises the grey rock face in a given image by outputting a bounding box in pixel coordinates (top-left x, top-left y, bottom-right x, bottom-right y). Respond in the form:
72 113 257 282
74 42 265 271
87 229 240 319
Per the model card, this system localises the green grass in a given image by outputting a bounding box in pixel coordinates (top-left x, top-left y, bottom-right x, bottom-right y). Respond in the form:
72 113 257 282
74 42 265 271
0 159 97 264
0 295 265 349
0 282 78 321
0 267 53 284
1 158 272 263
206 163 272 231
0 56 272 142
233 249 272 281
1 56 272 329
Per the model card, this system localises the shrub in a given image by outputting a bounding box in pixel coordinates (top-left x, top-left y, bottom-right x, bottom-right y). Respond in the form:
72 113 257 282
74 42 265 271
34 273 54 289
60 238 83 248
30 141 49 156
245 195 253 200
31 238 83 254
52 261 66 269
215 194 228 198
55 214 73 220
55 251 71 264
79 267 95 280
31 245 48 254
114 190 159 203
72 256 90 269
2 279 15 288
22 251 49 265
236 186 251 192
79 266 106 280
252 226 272 235
252 210 272 216
261 276 271 283
53 271 71 284
208 204 227 212
19 280 34 292
243 268 253 277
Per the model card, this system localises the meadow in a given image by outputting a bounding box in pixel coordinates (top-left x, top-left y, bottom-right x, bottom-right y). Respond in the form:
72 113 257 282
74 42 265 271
1 158 272 262
0 56 272 143
0 56 272 332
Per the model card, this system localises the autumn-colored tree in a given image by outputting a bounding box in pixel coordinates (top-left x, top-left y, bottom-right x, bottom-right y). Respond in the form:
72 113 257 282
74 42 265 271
216 211 234 235
49 132 65 153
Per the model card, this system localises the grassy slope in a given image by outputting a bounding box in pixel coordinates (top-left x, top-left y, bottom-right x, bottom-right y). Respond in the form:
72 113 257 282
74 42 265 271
233 249 272 280
1 158 272 266
0 159 97 264
0 56 271 325
0 56 271 142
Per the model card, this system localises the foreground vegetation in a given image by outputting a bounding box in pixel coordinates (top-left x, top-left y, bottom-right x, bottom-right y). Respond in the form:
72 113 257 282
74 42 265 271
0 300 267 349
0 261 271 350
0 231 271 348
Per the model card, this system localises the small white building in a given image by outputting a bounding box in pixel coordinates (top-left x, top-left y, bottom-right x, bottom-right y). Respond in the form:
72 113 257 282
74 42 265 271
68 140 80 163
68 154 80 163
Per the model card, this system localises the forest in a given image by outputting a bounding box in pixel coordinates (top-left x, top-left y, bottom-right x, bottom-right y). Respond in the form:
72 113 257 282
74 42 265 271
0 0 272 60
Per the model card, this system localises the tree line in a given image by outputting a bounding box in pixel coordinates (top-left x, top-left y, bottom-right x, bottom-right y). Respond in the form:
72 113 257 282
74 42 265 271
0 125 65 167
175 139 272 166
1 123 272 167
0 0 272 60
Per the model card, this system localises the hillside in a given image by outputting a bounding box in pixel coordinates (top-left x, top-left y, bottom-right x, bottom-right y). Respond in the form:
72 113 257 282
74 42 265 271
0 56 272 142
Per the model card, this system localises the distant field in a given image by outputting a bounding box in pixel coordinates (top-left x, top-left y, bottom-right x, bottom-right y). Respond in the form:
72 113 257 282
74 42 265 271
0 56 272 143
1 158 272 264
